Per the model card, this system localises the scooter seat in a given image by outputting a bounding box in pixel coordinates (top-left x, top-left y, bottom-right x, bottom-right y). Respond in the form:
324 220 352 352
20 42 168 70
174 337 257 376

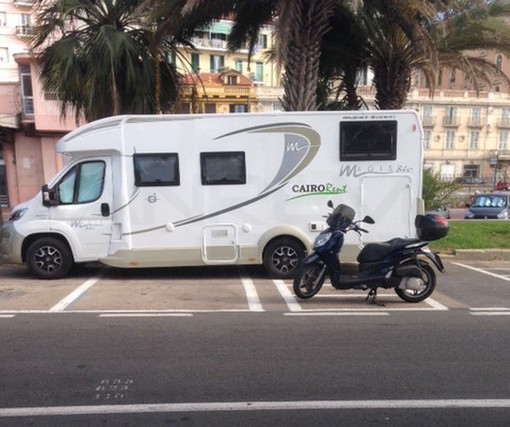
357 238 421 263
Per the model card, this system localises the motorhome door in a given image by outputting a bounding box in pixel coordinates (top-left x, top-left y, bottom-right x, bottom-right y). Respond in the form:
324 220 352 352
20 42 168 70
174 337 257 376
49 158 113 259
202 224 239 264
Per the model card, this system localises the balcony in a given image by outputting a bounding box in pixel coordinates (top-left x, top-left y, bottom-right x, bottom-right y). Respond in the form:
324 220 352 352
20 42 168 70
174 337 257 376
497 118 510 129
16 25 35 38
422 116 436 127
14 0 34 7
467 117 483 128
443 116 459 127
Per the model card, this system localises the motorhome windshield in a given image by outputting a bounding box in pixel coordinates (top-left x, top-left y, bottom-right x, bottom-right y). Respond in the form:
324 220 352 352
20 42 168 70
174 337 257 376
472 195 507 208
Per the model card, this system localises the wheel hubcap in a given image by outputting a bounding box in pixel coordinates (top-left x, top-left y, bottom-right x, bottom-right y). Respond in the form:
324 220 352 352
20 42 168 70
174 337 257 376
34 246 63 272
272 246 298 273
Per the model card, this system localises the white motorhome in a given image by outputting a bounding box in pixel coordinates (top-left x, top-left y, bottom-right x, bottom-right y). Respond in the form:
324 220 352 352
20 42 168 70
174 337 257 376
1 111 424 279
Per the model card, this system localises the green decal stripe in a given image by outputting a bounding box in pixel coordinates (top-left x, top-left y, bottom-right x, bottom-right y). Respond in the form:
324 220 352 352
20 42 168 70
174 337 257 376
287 190 347 201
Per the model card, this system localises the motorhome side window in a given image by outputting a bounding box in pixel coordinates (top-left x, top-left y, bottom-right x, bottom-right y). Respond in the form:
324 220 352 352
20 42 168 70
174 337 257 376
133 153 180 186
200 152 246 185
340 120 397 161
58 161 105 204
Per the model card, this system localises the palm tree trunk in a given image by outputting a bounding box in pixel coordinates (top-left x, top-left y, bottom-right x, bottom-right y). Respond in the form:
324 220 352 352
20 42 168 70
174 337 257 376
281 0 336 111
154 51 162 114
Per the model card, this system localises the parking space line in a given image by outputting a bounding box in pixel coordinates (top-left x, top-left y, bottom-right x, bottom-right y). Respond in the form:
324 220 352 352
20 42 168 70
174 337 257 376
0 315 15 318
273 280 302 311
453 262 510 282
49 271 105 312
240 272 264 312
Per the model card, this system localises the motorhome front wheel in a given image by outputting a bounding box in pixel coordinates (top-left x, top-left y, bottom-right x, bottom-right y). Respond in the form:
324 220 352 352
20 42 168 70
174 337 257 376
26 237 74 280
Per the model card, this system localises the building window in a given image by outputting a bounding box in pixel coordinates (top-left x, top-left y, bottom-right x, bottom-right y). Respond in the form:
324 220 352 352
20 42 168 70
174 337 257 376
191 53 200 71
501 108 510 127
204 103 216 113
422 105 433 125
444 130 455 150
229 104 247 113
0 47 8 63
498 130 508 150
227 75 237 85
463 164 480 178
20 64 34 116
497 54 503 71
470 107 481 126
258 34 268 49
255 62 263 82
469 131 480 150
423 129 431 149
234 59 242 73
444 106 457 126
0 12 7 27
210 55 224 72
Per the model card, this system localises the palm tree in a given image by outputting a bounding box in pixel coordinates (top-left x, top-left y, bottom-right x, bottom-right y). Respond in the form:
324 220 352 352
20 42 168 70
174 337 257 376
31 0 181 122
180 0 362 111
432 0 510 93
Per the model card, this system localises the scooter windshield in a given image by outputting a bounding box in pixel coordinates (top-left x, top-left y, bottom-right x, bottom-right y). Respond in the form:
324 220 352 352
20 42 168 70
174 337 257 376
327 204 355 228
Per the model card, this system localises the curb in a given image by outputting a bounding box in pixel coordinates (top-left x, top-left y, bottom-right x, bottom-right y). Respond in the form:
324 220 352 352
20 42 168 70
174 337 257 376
454 249 510 261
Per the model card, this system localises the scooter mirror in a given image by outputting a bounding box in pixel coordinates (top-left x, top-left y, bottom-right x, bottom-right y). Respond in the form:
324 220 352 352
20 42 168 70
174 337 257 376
327 200 334 208
362 215 375 224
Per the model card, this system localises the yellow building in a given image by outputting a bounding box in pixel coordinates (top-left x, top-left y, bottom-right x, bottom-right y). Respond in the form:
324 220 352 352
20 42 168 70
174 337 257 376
174 20 281 113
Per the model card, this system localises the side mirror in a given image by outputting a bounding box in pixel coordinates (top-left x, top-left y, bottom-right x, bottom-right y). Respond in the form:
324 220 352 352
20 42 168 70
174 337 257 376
42 184 58 207
362 215 375 224
327 200 334 208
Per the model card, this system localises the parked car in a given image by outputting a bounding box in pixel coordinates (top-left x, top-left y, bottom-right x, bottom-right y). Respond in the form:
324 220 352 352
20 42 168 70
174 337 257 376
495 181 510 191
465 192 510 219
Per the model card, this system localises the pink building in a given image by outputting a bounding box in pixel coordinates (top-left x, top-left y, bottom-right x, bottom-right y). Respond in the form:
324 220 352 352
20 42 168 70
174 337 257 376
0 0 78 219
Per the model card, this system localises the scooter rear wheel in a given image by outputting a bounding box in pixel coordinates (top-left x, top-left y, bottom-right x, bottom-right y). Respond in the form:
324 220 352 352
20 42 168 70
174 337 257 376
293 263 326 299
395 261 436 303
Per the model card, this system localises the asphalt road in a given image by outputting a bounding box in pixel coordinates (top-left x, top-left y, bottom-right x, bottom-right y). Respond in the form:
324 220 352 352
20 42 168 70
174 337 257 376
0 259 509 426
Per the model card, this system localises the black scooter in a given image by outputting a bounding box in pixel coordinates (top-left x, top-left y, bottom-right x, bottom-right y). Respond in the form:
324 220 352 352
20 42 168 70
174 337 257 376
293 201 448 304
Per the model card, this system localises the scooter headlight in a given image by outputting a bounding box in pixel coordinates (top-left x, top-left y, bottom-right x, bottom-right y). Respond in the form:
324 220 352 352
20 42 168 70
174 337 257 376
314 232 332 248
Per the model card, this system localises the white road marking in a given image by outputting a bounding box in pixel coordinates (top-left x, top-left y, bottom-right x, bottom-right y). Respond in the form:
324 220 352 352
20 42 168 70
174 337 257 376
99 313 193 318
1 399 510 417
240 272 264 312
0 314 15 318
470 307 510 316
49 272 105 312
425 297 449 311
285 312 389 317
453 262 510 282
273 280 302 311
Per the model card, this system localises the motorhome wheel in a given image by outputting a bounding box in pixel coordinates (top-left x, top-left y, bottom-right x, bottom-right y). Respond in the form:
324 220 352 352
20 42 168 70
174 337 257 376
263 238 305 279
26 237 74 280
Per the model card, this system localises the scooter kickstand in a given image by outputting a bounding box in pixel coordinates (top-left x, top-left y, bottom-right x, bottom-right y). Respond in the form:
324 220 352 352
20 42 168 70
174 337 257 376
366 289 385 307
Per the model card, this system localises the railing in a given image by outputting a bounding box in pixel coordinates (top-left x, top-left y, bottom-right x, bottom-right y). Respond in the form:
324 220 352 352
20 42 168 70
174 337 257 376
443 116 459 127
14 0 35 6
422 116 436 126
0 194 9 208
497 118 510 128
16 25 34 37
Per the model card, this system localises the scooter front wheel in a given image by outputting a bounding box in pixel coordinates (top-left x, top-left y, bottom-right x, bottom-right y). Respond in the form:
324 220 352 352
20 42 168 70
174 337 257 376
293 263 327 299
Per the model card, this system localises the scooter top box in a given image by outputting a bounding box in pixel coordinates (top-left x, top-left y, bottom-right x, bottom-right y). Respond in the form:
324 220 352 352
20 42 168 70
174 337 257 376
415 214 449 241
